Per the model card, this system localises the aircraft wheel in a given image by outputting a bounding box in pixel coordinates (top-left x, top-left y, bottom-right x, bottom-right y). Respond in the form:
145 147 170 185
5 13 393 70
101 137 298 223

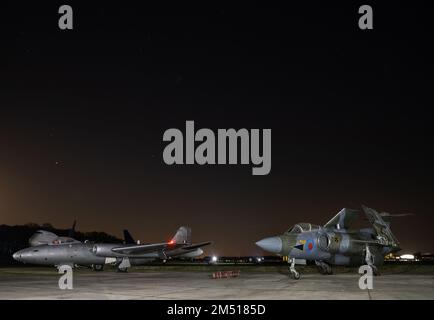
317 264 332 275
117 267 128 273
92 264 104 271
291 271 300 280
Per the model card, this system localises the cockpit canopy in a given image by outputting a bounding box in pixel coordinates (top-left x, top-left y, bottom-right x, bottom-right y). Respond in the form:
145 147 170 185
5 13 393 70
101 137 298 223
29 230 58 246
29 230 79 246
49 237 77 245
285 223 321 234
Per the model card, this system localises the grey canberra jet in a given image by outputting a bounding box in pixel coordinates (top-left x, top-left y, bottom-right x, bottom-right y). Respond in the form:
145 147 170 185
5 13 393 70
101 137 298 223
13 226 211 272
28 221 77 247
122 229 205 262
255 205 403 279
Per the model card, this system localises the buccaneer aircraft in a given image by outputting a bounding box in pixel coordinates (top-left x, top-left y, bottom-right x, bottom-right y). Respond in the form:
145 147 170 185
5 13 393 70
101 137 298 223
255 205 403 279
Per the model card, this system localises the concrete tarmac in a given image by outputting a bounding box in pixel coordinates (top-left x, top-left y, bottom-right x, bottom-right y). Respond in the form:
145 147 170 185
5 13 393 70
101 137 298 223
0 267 433 300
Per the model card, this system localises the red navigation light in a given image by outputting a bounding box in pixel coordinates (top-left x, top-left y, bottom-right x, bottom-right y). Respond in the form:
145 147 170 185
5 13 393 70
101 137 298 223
168 240 175 245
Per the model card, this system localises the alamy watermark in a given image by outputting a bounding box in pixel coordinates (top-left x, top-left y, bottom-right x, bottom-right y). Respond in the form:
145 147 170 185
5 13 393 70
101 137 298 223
58 265 73 290
58 5 373 31
358 265 373 290
163 121 271 175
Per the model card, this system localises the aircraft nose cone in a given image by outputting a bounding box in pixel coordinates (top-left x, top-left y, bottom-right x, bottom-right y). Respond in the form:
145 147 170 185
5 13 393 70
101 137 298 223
12 251 21 261
256 236 282 254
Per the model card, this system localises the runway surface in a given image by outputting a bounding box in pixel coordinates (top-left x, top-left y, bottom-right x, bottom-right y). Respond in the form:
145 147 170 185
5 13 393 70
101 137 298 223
0 267 433 299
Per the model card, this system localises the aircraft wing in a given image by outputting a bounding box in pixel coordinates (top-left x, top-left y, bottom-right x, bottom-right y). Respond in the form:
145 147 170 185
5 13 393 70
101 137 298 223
111 242 211 256
165 241 213 258
362 205 400 247
350 239 388 246
324 208 360 229
179 241 213 251
111 242 177 255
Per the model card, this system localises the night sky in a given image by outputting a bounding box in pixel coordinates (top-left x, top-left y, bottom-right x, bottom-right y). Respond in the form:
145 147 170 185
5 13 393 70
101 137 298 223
1 2 433 256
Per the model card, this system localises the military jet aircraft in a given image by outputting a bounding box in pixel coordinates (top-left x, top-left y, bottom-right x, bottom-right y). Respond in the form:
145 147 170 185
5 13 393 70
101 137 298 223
13 226 211 272
122 229 205 262
255 205 402 279
28 221 78 247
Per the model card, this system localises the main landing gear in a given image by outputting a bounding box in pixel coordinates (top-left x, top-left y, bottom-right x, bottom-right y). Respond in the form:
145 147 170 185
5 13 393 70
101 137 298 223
92 264 104 271
117 257 131 273
365 245 380 276
315 260 333 275
288 258 300 280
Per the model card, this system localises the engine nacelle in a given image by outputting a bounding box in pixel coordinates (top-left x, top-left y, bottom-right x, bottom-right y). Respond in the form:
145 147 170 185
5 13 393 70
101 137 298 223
318 232 335 253
179 248 204 259
317 232 361 255
92 244 119 257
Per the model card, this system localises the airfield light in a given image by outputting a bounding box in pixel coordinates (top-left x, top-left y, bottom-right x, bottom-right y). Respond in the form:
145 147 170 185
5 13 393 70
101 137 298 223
400 254 415 260
212 256 218 262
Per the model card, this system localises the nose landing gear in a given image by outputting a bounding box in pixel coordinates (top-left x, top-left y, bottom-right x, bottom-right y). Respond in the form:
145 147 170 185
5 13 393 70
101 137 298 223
288 258 300 280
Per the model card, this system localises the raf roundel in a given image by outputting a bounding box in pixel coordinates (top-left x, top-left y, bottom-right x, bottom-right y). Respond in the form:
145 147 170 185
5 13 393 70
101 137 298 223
306 239 314 251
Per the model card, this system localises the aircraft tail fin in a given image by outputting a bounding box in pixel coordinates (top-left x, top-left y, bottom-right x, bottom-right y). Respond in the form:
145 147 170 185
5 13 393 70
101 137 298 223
123 230 136 244
68 220 77 238
171 226 191 245
362 205 400 247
